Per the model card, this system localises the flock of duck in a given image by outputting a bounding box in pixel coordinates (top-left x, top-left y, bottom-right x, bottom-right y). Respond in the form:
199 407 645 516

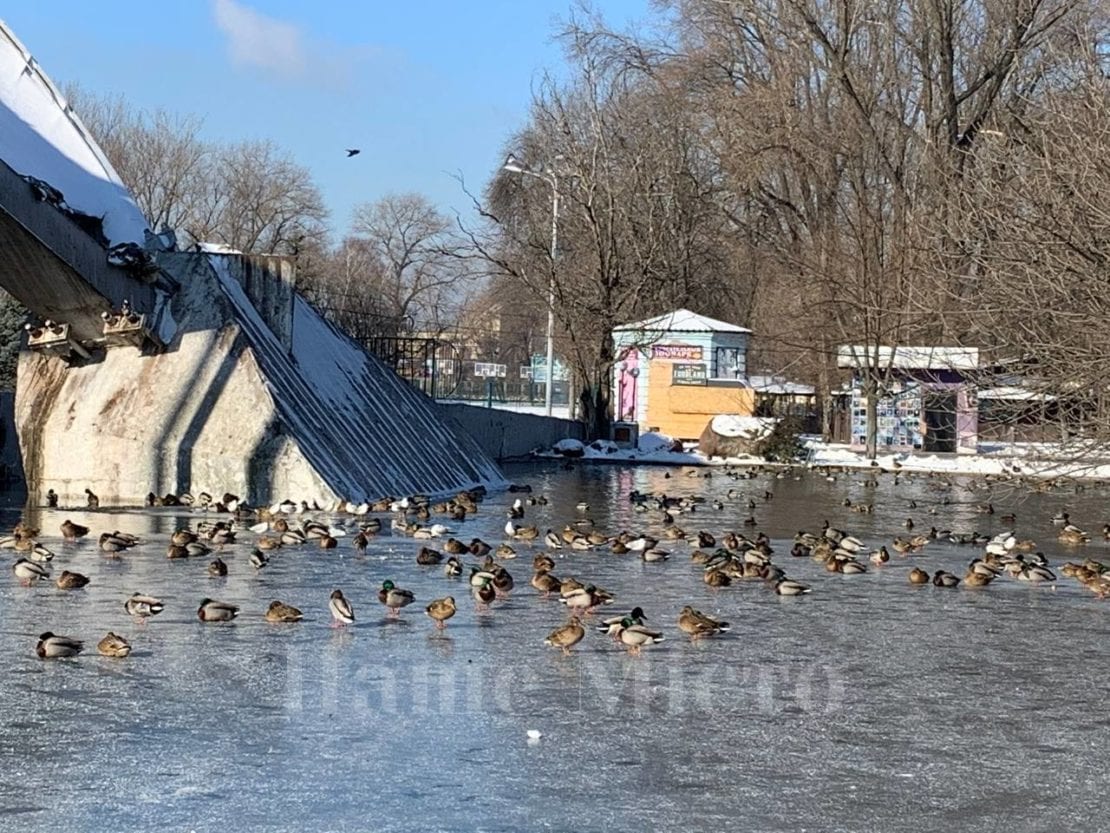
11 471 1110 661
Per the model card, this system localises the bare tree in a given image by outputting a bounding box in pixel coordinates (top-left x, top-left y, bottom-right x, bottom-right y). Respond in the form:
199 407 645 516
349 193 470 335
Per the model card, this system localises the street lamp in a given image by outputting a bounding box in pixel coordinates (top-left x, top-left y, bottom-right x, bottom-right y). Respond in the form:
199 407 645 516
504 152 559 418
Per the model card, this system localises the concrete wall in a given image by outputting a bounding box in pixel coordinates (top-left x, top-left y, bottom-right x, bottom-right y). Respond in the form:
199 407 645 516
438 403 584 461
14 251 507 506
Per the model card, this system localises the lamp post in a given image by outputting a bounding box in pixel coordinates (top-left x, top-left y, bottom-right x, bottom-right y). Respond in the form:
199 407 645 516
504 153 559 418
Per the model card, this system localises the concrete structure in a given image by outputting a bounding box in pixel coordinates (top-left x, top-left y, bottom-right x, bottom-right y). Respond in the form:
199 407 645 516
438 403 584 461
612 309 754 441
837 346 980 454
0 21 507 504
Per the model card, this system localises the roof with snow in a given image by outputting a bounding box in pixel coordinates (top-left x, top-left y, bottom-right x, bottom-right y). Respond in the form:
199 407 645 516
613 308 751 334
748 374 815 396
0 19 149 247
837 346 979 371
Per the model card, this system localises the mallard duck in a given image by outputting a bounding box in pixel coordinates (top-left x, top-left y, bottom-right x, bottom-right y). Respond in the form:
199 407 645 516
12 554 50 584
772 578 812 596
443 555 464 577
249 549 269 569
908 567 930 585
543 617 585 655
616 619 664 654
85 488 99 509
963 570 994 588
560 585 611 612
531 570 561 596
207 557 228 577
166 544 189 559
597 606 646 639
36 632 83 658
532 553 555 572
469 538 492 557
197 598 239 622
1058 525 1089 545
60 520 89 542
932 570 960 587
870 546 890 565
703 569 731 587
676 605 730 639
442 538 466 555
378 580 415 616
97 632 132 657
1018 564 1056 583
55 570 90 590
416 546 442 565
492 566 514 595
512 525 540 543
329 589 355 625
472 577 496 609
839 560 868 575
426 596 457 629
125 593 163 620
171 529 197 547
265 600 304 623
495 543 517 560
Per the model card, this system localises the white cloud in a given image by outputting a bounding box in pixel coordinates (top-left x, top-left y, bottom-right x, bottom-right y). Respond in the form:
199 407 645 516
212 0 308 78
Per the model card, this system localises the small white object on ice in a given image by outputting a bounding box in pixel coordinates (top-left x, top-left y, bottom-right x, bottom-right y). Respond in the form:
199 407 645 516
526 729 542 742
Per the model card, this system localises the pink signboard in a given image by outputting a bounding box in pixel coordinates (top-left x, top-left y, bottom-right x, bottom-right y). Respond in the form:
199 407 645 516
652 343 703 360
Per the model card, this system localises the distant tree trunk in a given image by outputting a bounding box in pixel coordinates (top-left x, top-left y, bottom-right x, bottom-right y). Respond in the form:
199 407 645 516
863 376 879 460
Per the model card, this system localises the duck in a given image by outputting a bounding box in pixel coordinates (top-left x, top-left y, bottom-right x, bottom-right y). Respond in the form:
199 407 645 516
265 600 304 623
908 567 930 585
869 546 890 566
416 546 442 566
560 585 612 612
676 605 730 639
616 618 665 655
531 570 562 596
378 580 415 616
96 632 132 658
60 520 89 542
469 538 492 557
197 598 239 622
36 632 83 659
46 489 58 508
249 549 269 569
55 570 90 590
963 570 994 588
207 558 228 577
443 555 464 577
425 596 457 629
12 558 50 585
543 616 585 655
85 488 99 509
772 578 812 596
703 569 731 587
1018 564 1056 583
472 577 496 609
597 606 647 639
125 593 163 620
932 570 960 587
491 566 514 595
329 589 355 626
495 543 517 560
1058 525 1090 545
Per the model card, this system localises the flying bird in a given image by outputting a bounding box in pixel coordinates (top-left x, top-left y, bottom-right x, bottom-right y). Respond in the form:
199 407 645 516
345 148 361 157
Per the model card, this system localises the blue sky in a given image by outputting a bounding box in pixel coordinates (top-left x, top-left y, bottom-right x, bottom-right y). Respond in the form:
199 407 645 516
3 1 653 239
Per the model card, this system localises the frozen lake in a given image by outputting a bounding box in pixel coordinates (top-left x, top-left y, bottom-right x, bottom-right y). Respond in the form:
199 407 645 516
1 462 1107 832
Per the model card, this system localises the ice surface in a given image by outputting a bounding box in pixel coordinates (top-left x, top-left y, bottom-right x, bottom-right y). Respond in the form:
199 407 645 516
0 465 1106 832
0 22 149 246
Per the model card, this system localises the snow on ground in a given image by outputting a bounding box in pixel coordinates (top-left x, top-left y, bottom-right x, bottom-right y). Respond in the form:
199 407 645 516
437 400 574 420
542 431 1110 478
0 22 149 246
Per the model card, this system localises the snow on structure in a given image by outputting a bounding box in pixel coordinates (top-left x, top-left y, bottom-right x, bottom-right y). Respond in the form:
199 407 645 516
0 19 149 246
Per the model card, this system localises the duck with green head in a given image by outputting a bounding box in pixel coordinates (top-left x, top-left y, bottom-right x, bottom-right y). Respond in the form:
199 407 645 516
379 580 415 616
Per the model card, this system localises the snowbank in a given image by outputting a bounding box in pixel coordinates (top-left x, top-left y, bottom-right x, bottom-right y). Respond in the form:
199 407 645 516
709 415 776 440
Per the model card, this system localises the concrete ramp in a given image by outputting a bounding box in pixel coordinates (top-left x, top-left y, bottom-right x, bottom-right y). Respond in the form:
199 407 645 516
16 252 506 505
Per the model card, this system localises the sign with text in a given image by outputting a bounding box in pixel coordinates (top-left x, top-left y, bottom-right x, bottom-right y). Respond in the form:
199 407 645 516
652 343 703 361
474 362 507 378
672 362 708 386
